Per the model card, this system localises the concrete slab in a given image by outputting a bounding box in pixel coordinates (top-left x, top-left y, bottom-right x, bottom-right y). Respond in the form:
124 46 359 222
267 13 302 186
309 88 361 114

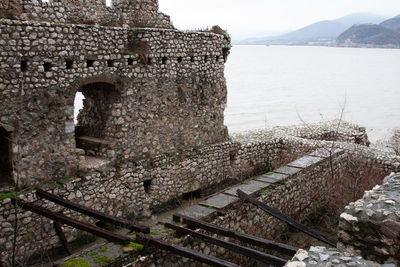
177 205 215 219
224 180 268 196
288 155 324 169
200 193 239 209
309 148 344 158
256 172 287 183
274 166 302 176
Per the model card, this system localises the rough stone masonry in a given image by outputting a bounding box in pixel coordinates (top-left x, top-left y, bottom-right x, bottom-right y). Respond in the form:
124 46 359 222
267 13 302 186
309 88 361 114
1 0 400 265
0 0 231 187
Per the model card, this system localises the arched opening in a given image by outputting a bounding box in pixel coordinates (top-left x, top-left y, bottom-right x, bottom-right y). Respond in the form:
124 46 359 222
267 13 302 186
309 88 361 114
0 127 13 187
74 82 119 157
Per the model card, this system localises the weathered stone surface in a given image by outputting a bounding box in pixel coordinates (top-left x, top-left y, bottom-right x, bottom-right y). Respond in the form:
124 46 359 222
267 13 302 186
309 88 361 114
224 180 268 196
288 155 324 169
178 205 215 219
200 193 238 209
338 173 400 265
274 166 302 175
285 247 382 266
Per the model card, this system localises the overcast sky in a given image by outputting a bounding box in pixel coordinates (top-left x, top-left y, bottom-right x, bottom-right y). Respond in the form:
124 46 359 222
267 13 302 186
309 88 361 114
158 0 400 41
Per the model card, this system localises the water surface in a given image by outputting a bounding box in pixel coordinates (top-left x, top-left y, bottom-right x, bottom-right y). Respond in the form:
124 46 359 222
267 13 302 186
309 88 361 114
224 45 400 142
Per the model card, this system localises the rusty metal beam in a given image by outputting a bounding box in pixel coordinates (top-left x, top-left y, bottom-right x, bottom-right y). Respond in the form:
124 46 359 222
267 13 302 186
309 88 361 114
136 233 238 267
36 189 149 233
237 189 338 247
15 199 130 245
164 222 286 266
173 213 298 256
53 220 71 256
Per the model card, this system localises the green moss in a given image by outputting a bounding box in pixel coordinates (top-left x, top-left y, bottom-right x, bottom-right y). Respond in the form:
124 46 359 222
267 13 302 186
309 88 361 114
266 172 274 175
94 255 116 265
121 242 144 253
99 245 107 252
260 188 271 196
60 258 91 267
0 192 17 201
88 251 98 256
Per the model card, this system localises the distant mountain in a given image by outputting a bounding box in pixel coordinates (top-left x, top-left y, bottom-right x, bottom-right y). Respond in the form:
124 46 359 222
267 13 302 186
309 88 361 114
237 13 387 45
336 14 400 48
379 14 400 33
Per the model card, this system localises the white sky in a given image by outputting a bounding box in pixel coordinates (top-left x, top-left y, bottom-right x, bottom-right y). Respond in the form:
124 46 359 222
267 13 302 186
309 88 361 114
157 0 400 41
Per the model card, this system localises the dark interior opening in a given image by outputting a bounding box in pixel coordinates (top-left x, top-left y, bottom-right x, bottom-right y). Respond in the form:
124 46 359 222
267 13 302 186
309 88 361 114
21 60 27 72
66 60 73 69
190 56 194 62
75 82 119 143
107 60 114 67
216 56 219 62
127 58 133 65
162 57 168 64
204 55 208 63
86 60 95 68
143 179 152 193
0 127 13 187
222 48 229 62
43 62 52 72
177 57 183 63
182 189 202 200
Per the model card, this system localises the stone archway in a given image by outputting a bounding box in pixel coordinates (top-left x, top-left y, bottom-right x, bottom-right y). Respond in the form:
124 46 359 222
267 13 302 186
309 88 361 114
74 82 119 158
0 127 13 187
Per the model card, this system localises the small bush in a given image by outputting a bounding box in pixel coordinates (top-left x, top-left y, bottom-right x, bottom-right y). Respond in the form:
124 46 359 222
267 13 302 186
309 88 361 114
209 25 231 42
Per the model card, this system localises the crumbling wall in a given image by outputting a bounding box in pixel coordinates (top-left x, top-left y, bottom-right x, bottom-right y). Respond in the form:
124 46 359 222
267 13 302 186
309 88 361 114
0 0 173 28
0 19 230 186
338 173 400 265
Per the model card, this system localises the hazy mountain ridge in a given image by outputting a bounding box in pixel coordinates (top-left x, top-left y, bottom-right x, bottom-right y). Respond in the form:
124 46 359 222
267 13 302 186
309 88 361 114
336 15 400 48
236 13 387 45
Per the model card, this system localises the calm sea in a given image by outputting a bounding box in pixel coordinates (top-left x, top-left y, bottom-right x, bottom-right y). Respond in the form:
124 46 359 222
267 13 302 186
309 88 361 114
224 45 400 142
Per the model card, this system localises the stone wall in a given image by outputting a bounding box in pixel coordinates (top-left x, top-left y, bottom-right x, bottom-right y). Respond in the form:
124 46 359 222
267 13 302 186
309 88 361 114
0 19 230 187
0 135 315 264
338 173 400 265
0 0 173 28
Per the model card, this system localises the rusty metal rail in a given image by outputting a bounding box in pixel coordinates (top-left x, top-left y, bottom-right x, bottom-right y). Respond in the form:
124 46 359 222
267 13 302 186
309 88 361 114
36 189 149 234
165 222 287 266
136 233 239 267
173 213 298 256
237 189 338 247
14 199 131 245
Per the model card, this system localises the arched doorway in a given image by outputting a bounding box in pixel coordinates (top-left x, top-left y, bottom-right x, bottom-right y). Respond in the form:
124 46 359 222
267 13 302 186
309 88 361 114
74 82 119 158
0 127 13 187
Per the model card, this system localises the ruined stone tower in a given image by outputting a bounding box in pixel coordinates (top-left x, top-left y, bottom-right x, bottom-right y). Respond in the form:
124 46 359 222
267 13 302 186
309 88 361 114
0 0 231 188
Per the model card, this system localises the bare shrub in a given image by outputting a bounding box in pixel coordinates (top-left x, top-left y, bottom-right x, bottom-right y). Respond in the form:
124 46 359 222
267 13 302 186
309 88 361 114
386 128 400 156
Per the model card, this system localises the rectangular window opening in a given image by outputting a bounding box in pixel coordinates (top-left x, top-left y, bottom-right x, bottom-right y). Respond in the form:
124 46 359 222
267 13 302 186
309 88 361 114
107 59 114 67
127 58 133 65
86 59 95 68
21 60 28 72
143 179 152 193
66 60 73 69
43 62 52 72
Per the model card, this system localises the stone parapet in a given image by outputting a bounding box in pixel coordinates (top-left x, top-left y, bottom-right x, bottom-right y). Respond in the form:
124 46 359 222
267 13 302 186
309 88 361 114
338 173 400 264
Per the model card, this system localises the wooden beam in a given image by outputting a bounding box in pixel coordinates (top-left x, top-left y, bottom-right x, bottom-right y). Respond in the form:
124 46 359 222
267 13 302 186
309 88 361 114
36 189 149 233
164 223 286 266
53 221 71 256
136 233 238 267
237 189 338 247
15 199 131 245
173 213 298 256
